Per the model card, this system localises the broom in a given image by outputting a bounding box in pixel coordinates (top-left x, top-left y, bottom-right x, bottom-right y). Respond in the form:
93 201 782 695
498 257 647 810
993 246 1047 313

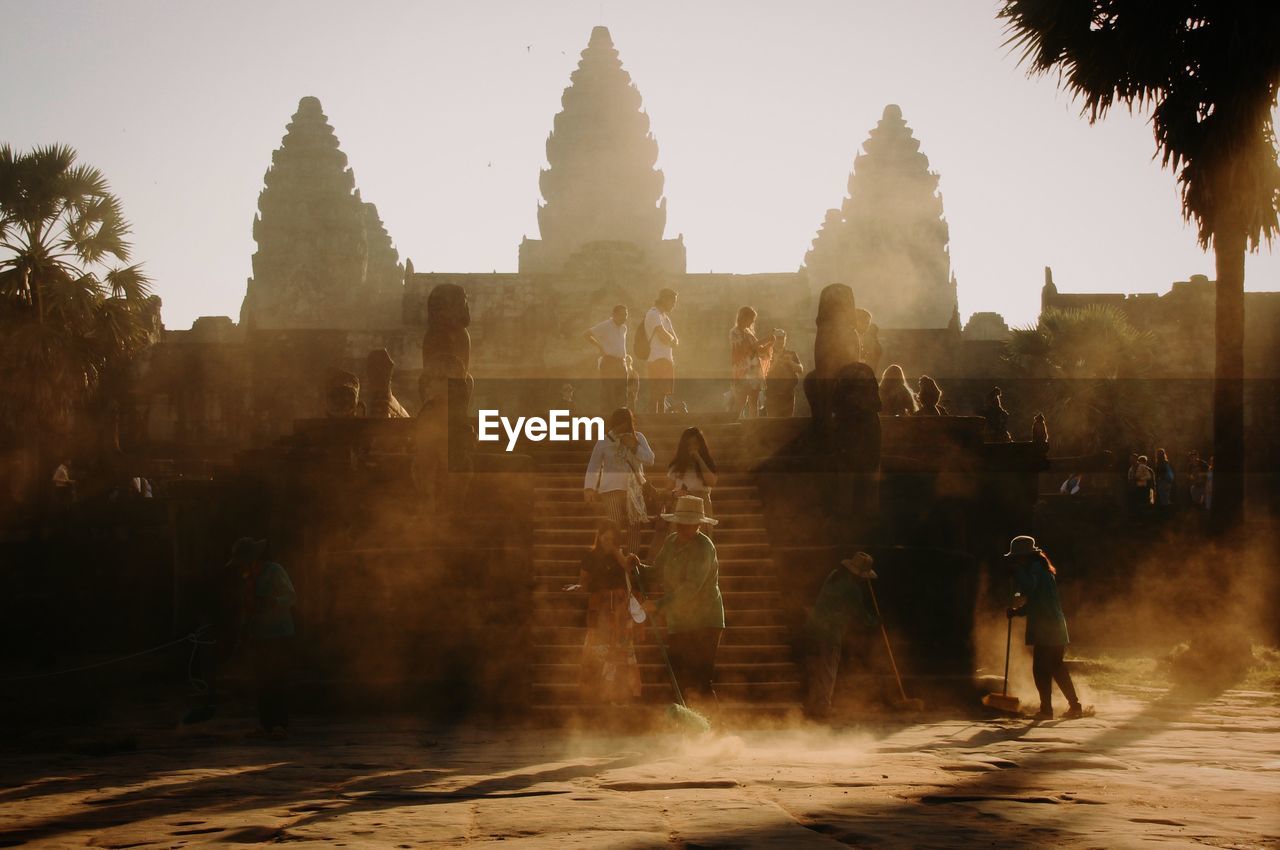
982 615 1021 714
864 579 925 712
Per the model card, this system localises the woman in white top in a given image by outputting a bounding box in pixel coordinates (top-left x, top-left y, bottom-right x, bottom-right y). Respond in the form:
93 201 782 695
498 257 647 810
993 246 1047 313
667 427 718 518
583 407 655 554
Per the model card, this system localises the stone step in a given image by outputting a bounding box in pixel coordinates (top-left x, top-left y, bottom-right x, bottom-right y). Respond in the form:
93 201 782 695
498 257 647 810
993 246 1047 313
532 557 779 576
535 499 763 517
534 541 770 560
532 661 800 686
534 469 757 485
534 606 785 629
534 643 794 666
533 624 789 647
535 574 776 592
534 485 758 502
532 512 765 531
532 680 802 705
533 589 780 610
533 527 768 545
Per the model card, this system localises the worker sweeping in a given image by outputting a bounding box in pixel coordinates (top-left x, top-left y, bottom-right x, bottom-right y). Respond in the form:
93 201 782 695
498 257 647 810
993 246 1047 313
803 552 882 720
642 495 723 721
1004 535 1090 720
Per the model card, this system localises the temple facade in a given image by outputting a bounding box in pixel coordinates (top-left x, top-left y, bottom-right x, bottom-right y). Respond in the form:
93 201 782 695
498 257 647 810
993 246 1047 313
240 96 403 330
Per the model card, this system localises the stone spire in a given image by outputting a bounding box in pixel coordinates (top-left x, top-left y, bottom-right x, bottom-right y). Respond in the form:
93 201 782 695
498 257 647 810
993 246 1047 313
803 104 957 328
241 97 397 329
519 26 685 275
361 198 403 300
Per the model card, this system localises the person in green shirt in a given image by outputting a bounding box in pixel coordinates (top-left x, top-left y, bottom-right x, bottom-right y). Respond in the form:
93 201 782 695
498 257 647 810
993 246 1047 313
804 552 880 719
1005 535 1086 720
642 495 723 706
230 537 297 739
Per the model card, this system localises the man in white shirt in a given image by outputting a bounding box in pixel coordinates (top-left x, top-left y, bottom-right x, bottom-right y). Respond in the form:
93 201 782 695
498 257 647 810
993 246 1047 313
584 305 629 411
643 289 679 413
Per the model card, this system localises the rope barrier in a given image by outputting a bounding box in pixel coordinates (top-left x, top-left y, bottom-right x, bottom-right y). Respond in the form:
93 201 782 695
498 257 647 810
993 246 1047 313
0 625 213 685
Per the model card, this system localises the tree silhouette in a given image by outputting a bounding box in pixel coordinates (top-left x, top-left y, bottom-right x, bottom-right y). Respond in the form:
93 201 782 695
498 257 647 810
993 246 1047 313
999 1 1280 532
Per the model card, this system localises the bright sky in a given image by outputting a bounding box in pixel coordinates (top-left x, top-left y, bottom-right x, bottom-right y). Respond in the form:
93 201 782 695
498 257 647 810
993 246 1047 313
3 0 1277 330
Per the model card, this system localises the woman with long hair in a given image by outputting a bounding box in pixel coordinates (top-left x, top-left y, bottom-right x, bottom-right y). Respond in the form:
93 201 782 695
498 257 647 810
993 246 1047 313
649 427 719 558
878 364 918 417
915 375 948 416
583 407 655 554
729 306 773 418
575 519 643 705
1005 536 1087 720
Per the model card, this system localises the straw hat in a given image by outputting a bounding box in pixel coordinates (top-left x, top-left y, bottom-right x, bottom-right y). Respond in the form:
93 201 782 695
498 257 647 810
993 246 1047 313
841 552 877 579
1004 535 1041 557
227 537 266 565
661 494 719 526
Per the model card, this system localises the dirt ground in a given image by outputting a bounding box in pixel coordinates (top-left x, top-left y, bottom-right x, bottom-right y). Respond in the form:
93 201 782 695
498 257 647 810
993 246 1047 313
1 681 1278 849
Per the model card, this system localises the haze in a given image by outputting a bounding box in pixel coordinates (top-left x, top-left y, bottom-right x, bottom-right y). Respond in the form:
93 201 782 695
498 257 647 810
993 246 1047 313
3 0 1276 330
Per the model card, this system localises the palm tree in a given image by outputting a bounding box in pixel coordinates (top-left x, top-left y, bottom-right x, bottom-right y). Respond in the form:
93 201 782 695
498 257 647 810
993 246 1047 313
1004 305 1157 453
0 144 156 478
998 2 1280 533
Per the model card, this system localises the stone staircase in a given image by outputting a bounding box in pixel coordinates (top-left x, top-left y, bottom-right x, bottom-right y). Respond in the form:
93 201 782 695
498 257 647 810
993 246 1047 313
522 417 803 717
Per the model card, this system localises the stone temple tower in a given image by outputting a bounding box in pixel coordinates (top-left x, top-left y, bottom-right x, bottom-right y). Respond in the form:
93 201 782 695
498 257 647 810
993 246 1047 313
519 26 686 276
241 96 401 329
803 104 957 328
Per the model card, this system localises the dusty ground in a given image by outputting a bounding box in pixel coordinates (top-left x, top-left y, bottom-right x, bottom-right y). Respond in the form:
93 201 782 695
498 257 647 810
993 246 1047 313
1 682 1278 849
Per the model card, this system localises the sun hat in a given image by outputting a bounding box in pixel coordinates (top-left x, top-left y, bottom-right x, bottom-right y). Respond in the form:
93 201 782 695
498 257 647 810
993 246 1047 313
1004 535 1040 557
841 552 877 579
661 494 719 526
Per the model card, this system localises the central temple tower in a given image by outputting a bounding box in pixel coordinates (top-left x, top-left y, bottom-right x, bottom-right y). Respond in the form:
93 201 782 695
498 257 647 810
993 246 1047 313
518 26 686 275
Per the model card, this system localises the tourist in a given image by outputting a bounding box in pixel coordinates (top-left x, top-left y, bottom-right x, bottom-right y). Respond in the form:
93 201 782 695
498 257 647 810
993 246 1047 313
1188 450 1209 508
1154 448 1175 507
574 519 643 705
764 328 804 417
557 382 577 417
667 427 719 519
642 288 679 414
230 537 297 739
729 306 773 419
982 387 1012 442
915 375 948 416
855 308 882 373
803 552 880 719
878 365 918 417
1004 535 1087 720
584 305 629 411
1133 454 1154 506
642 495 723 707
583 407 656 554
1031 412 1049 445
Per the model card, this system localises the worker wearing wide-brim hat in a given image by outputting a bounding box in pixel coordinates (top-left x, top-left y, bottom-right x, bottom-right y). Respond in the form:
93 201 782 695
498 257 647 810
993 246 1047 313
1005 535 1087 720
803 552 881 719
642 495 723 707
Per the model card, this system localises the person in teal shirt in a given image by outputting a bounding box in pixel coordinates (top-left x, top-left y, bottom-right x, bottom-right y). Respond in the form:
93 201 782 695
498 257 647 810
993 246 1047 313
643 495 723 706
230 538 296 738
1005 535 1086 720
804 553 880 719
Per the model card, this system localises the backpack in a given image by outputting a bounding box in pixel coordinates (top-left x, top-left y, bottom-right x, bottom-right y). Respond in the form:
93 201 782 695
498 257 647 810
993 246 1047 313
633 316 652 361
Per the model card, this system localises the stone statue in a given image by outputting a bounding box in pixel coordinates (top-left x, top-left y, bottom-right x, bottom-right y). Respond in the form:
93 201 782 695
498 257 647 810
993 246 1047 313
831 362 882 526
422 283 475 407
414 352 473 515
324 369 361 418
364 349 409 418
805 283 862 430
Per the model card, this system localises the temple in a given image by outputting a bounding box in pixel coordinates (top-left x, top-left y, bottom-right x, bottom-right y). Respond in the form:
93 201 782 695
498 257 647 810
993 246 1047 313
804 104 958 327
240 96 402 330
519 26 685 276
